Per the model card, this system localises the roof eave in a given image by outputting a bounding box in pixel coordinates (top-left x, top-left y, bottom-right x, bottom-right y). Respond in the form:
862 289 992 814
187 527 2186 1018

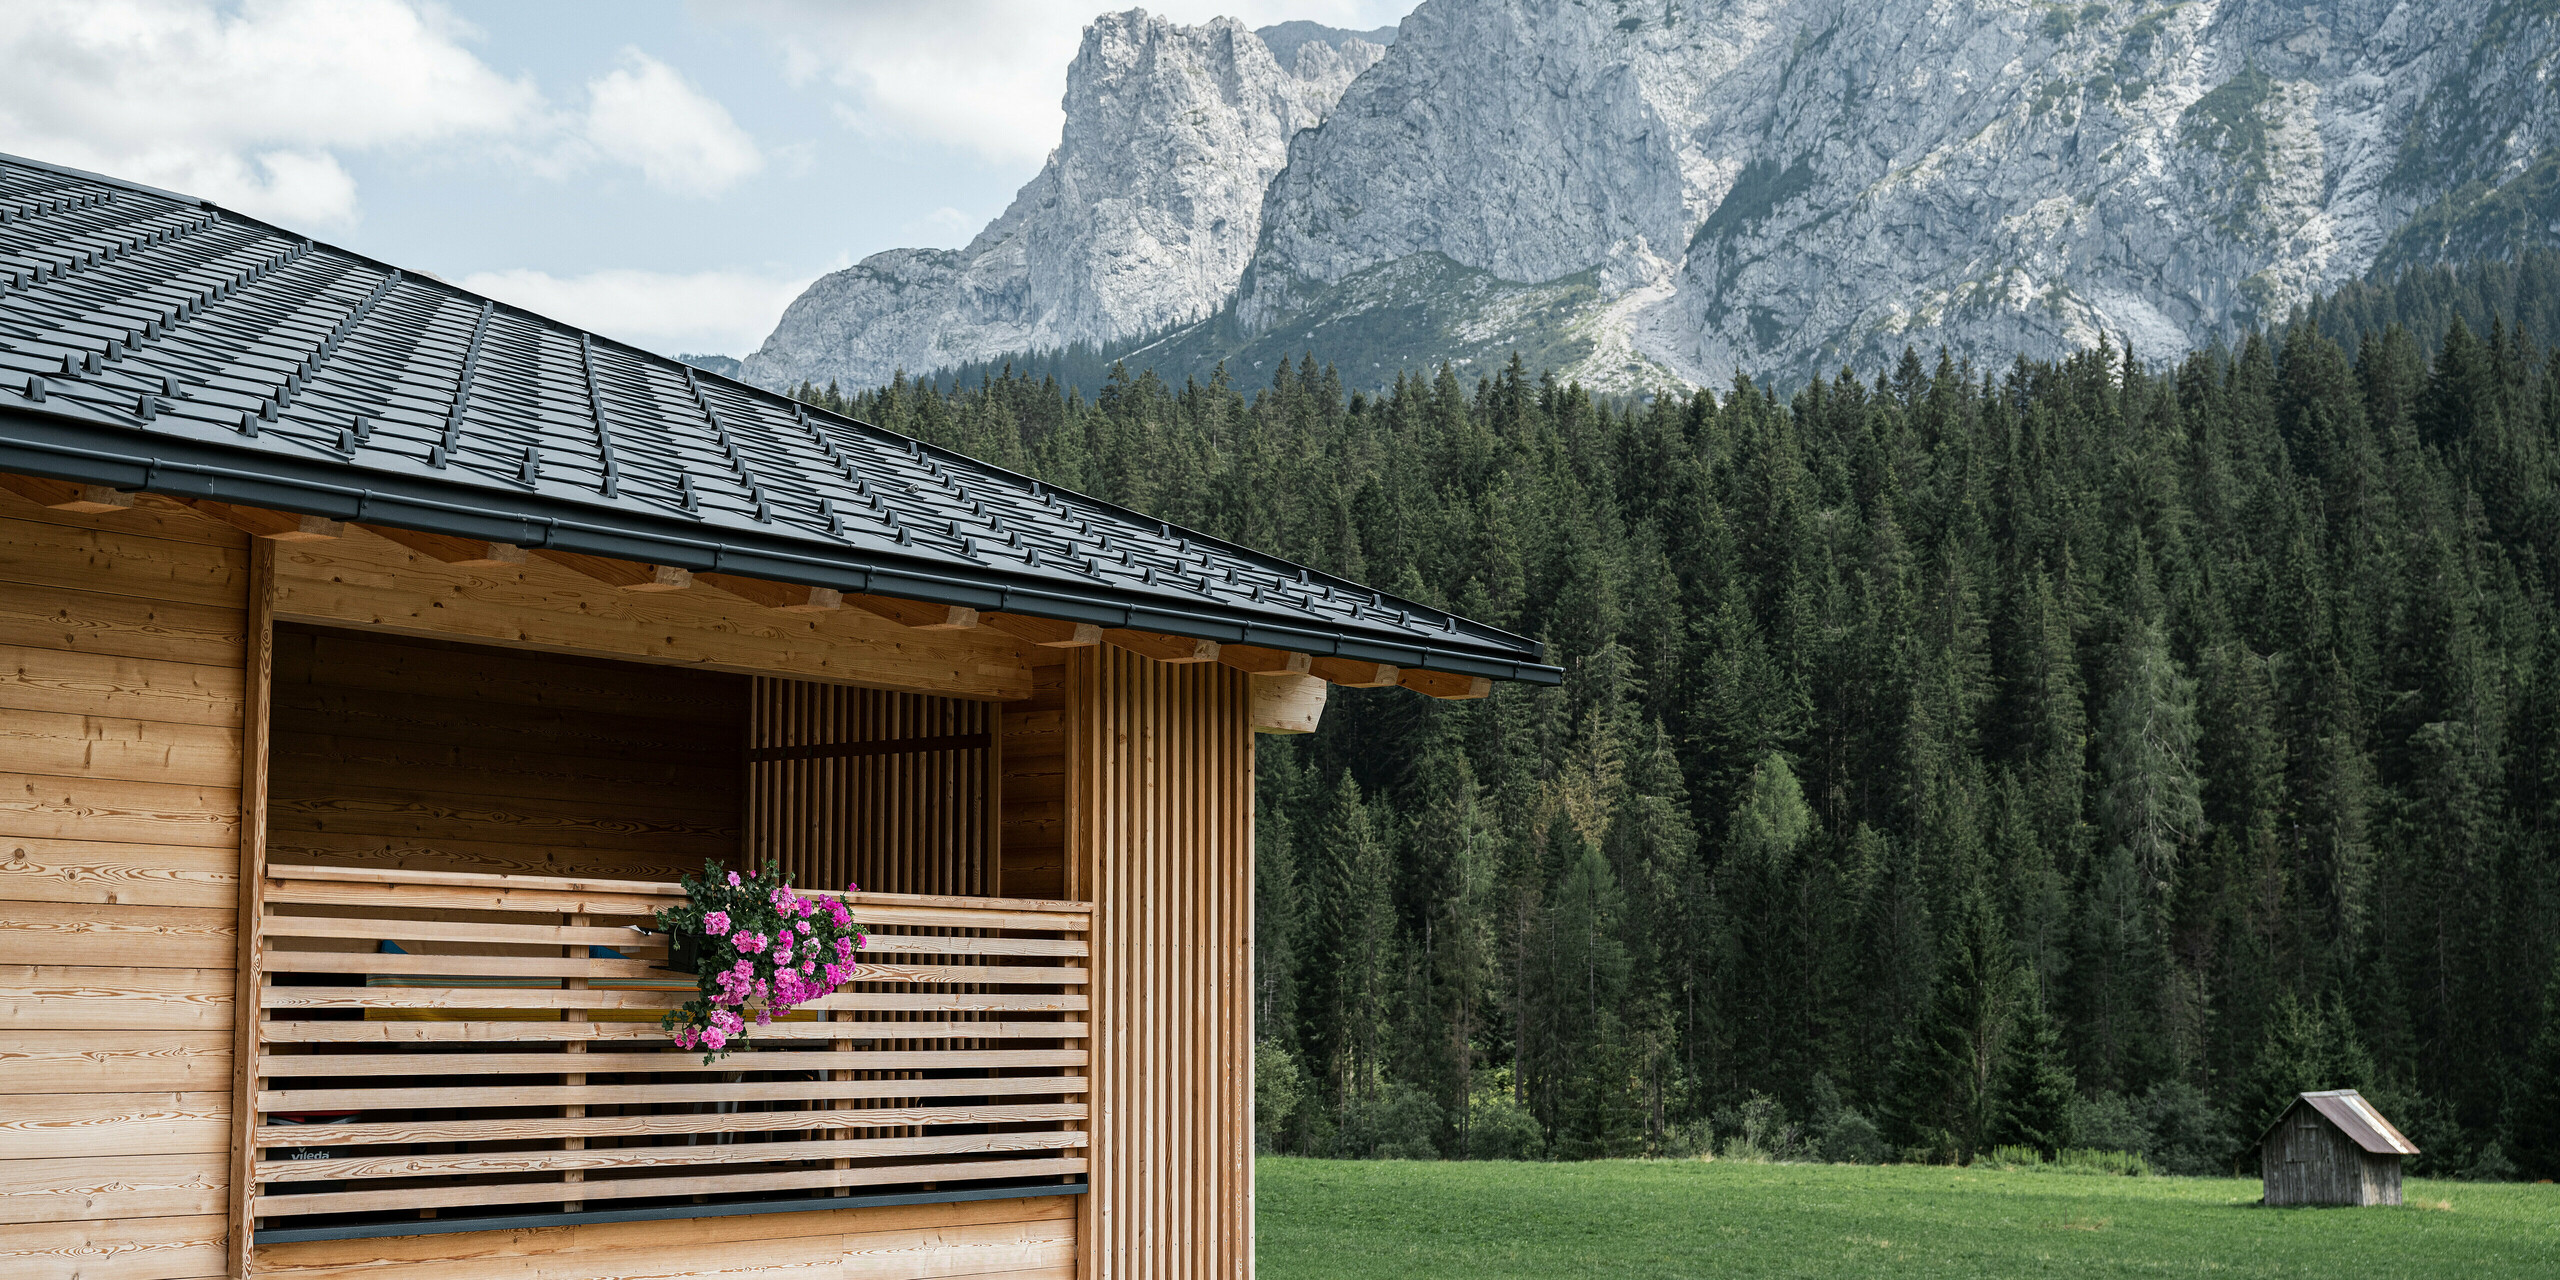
0 403 1565 686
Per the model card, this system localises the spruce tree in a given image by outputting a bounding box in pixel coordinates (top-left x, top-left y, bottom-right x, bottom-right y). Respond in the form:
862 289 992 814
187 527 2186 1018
1988 973 2076 1156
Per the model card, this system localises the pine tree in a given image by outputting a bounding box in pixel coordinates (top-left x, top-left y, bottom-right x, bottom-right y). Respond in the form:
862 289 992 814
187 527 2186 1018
1885 886 2020 1162
2512 955 2560 1180
1989 973 2077 1156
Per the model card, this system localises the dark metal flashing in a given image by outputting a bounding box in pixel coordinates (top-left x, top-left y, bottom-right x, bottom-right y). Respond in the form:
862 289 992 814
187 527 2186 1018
0 150 1561 686
250 1181 1086 1246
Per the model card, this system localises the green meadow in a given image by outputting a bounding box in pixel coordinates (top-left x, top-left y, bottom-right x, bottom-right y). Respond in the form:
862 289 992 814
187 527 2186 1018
1256 1158 2560 1278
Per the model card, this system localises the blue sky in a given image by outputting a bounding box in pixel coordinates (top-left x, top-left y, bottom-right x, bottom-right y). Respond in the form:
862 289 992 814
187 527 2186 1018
0 0 1411 358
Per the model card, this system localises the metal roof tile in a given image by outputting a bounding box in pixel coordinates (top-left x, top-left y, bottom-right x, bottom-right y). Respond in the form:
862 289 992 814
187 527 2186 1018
0 151 1555 684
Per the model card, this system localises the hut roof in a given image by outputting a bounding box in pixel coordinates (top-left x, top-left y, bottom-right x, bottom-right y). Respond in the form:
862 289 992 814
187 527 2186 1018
0 152 1558 686
2258 1089 2420 1156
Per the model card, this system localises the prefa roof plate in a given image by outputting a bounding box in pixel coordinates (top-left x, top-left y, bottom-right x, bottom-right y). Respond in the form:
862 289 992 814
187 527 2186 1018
0 152 1556 685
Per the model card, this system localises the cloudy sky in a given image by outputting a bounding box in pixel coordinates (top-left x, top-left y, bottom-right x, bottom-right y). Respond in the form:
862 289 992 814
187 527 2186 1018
0 0 1411 358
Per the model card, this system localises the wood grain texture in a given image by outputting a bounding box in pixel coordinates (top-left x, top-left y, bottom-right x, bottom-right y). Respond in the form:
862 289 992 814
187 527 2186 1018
0 504 247 608
0 964 234 1029
0 1032 231 1093
270 528 1035 701
0 903 236 968
0 1091 229 1159
253 1195 1079 1280
0 707 242 787
0 1153 226 1224
1073 647 1257 1280
0 1211 228 1280
0 839 238 908
0 643 245 728
0 579 246 667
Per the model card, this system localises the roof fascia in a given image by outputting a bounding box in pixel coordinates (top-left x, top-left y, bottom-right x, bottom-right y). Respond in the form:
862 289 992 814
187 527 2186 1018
0 404 1564 685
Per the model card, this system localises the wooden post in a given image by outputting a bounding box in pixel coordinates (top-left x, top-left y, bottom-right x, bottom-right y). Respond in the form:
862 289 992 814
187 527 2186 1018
564 912 587 1213
228 539 275 1277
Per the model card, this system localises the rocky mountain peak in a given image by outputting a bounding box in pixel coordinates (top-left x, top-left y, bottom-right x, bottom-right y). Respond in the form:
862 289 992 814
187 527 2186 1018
741 10 1384 392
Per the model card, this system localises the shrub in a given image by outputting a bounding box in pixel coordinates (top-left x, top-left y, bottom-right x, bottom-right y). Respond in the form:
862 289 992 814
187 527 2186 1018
1340 1083 1445 1159
2137 1079 2231 1175
1466 1085 1548 1161
1256 1041 1309 1154
2068 1090 2148 1155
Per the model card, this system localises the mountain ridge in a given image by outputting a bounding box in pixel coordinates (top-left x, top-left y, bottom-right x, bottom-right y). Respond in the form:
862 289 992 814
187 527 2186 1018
747 0 2560 397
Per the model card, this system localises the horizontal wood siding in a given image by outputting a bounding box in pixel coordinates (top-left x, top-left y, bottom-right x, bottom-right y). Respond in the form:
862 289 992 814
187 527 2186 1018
1077 648 1253 1279
267 625 746 884
254 1193 1079 1280
0 488 242 1278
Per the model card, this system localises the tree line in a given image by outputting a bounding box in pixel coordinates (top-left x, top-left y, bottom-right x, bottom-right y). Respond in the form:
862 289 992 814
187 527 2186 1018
791 254 2560 1178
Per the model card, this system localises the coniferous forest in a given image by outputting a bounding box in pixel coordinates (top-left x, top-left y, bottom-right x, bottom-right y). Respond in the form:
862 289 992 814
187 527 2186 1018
792 255 2560 1180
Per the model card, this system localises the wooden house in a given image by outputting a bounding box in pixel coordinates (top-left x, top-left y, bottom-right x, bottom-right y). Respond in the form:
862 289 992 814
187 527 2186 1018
0 153 1557 1279
2258 1090 2420 1207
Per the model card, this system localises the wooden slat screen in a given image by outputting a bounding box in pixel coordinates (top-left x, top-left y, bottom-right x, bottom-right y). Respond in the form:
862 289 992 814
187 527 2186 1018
747 677 996 898
246 863 1090 1234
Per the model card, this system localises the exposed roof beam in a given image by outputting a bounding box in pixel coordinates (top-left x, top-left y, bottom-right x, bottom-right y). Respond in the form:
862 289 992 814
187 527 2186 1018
1107 629 1220 664
1250 672 1327 735
700 572 842 613
1399 668 1493 700
357 524 525 568
532 548 691 592
982 612 1103 647
1309 656 1399 688
847 593 978 630
0 472 130 513
1218 643 1311 675
183 498 342 541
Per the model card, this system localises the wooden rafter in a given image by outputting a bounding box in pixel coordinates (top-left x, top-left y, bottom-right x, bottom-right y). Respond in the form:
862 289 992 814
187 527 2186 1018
1308 656 1399 688
532 548 692 592
183 498 343 541
1217 643 1311 675
1399 668 1494 700
699 572 842 613
846 593 979 630
0 473 131 513
983 611 1103 647
356 523 526 567
1249 672 1328 734
1104 628 1220 664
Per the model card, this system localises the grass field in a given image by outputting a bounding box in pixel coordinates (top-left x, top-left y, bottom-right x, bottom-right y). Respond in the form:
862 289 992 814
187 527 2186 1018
1257 1157 2560 1278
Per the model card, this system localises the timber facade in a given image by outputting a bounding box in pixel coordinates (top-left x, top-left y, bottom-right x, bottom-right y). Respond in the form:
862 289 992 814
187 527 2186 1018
0 153 1555 1278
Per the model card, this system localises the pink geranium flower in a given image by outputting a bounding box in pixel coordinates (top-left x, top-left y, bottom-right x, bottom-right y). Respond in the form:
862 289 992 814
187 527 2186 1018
703 910 730 936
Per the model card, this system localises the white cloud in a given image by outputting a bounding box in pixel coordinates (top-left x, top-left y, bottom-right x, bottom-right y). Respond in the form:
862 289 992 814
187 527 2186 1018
584 49 764 198
0 0 539 226
727 0 1413 169
904 206 978 245
460 266 826 358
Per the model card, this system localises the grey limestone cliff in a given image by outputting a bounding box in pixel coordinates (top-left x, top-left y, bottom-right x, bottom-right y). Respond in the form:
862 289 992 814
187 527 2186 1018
741 12 1383 391
1235 0 2560 390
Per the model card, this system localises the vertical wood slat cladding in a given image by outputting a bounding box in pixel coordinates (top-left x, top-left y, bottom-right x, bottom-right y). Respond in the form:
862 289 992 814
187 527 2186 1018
747 677 992 898
1075 648 1253 1280
266 625 747 884
1001 666 1071 901
0 487 245 1280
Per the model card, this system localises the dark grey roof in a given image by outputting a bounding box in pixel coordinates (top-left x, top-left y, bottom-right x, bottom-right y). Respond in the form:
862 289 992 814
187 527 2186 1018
0 152 1555 685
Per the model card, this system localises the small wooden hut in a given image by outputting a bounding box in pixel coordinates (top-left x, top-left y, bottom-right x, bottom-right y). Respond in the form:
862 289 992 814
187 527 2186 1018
2258 1089 2420 1207
0 152 1557 1279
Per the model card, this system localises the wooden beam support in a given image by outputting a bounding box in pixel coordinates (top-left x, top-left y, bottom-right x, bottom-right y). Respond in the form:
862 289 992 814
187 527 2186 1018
356 523 527 567
0 472 133 513
186 498 343 541
532 548 693 592
984 611 1104 647
1249 672 1328 734
698 572 842 613
1399 668 1494 700
1104 628 1220 664
1308 656 1400 688
1218 643 1311 675
846 593 979 630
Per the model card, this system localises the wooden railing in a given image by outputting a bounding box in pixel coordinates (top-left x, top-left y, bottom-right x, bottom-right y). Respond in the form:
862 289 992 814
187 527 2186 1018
248 864 1090 1233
